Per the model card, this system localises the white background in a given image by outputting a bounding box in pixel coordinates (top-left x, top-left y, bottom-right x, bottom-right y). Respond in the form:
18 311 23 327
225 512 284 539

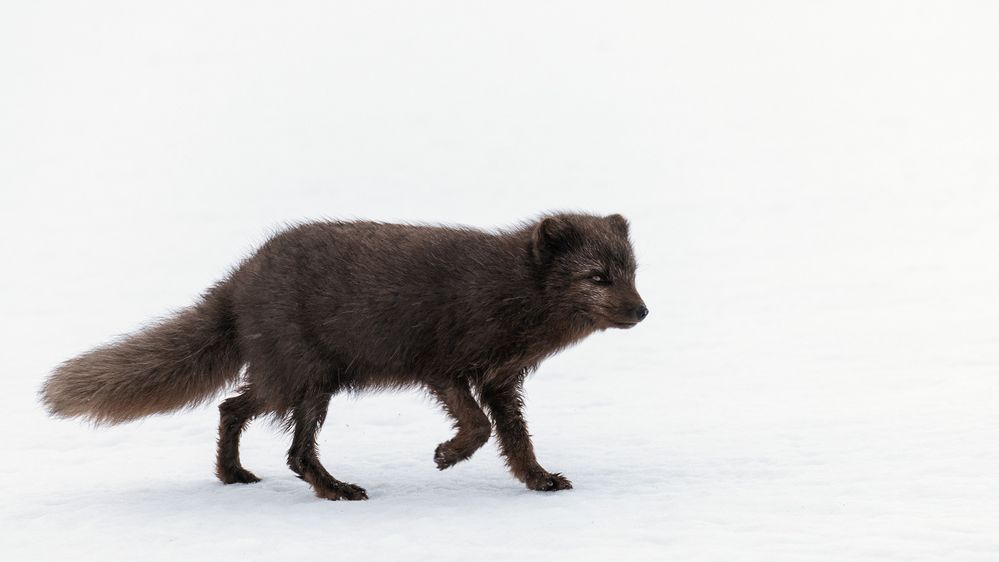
2 2 997 560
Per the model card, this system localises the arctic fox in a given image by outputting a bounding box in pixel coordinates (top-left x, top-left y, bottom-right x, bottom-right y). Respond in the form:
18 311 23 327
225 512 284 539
41 213 647 500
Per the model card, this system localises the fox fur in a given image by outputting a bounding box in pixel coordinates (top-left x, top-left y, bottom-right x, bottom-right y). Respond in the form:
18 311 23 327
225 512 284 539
41 212 647 500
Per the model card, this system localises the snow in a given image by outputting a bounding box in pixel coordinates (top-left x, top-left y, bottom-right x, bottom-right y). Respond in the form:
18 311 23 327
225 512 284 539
2 1 998 560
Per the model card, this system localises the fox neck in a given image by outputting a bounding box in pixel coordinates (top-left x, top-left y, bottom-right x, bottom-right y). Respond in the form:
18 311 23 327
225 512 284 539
519 279 599 361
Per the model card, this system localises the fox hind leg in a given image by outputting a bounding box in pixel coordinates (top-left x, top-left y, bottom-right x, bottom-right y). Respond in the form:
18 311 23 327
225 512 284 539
216 390 262 484
287 393 368 501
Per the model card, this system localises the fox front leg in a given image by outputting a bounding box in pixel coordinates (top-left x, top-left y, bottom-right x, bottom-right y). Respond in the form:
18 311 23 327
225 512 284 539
480 379 572 491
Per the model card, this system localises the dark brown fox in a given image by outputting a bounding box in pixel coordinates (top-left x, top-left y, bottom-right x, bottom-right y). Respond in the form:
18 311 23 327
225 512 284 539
41 213 647 500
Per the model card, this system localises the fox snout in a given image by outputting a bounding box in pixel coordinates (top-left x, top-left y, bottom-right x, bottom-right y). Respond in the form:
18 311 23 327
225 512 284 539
635 304 649 322
616 302 648 327
623 287 648 324
604 293 647 329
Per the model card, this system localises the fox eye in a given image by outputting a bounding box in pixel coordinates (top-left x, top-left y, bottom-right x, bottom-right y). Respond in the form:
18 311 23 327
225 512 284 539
589 273 611 285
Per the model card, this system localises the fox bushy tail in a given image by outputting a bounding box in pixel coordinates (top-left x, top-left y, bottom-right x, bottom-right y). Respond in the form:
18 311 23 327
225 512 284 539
41 282 242 425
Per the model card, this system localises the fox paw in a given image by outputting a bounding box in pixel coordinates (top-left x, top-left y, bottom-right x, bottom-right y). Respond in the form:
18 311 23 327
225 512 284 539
314 482 369 501
434 443 460 470
526 471 573 492
218 467 261 485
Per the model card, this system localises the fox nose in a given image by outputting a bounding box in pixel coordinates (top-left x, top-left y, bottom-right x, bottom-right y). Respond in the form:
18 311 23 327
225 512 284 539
635 305 649 322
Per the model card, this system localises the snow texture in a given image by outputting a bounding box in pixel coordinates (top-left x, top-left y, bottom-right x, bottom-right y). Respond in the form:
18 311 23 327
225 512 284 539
2 2 998 561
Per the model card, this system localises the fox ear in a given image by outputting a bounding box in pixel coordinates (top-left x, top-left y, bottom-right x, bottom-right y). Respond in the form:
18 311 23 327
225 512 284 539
532 216 580 263
606 214 630 237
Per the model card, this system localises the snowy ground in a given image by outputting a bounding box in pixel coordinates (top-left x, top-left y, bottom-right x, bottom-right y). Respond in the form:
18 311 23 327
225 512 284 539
2 2 998 561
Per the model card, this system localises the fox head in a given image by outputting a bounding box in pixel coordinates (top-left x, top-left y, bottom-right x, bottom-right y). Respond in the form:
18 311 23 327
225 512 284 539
531 213 648 330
